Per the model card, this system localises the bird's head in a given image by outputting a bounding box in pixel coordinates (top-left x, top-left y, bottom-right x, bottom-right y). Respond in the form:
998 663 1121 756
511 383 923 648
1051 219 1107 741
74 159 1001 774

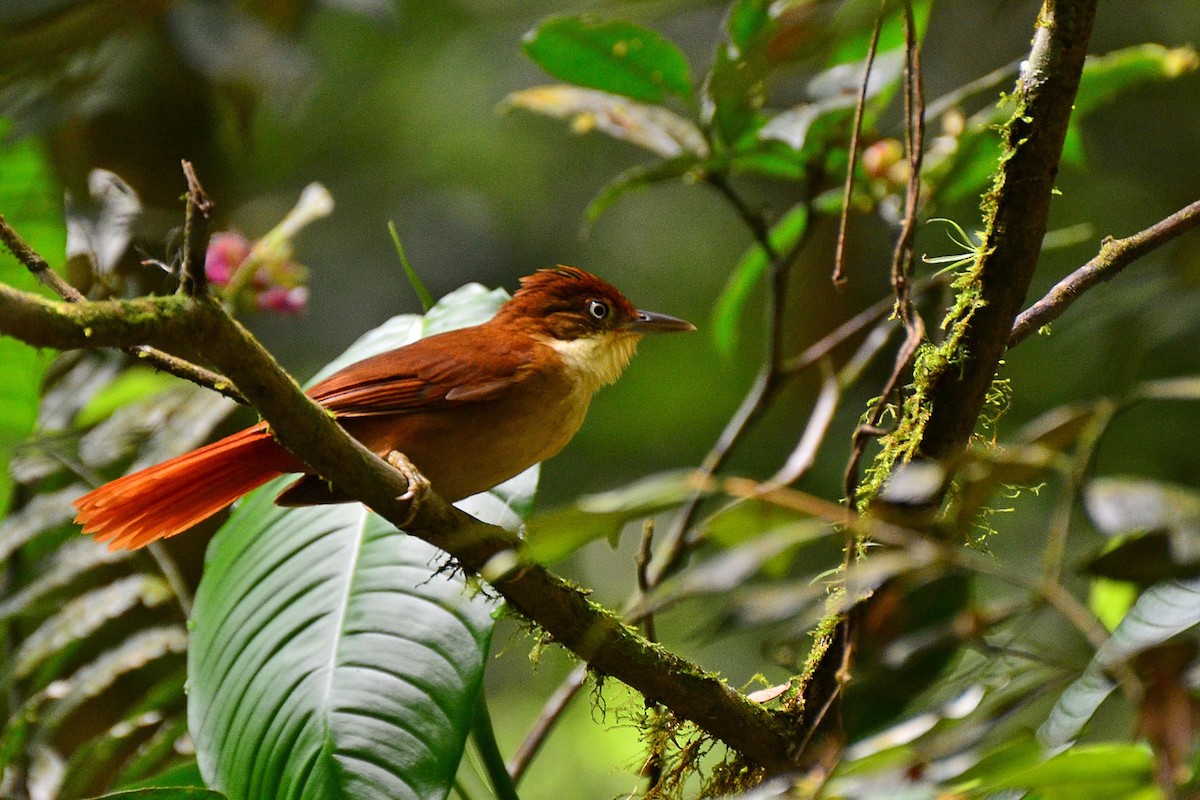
494 266 695 391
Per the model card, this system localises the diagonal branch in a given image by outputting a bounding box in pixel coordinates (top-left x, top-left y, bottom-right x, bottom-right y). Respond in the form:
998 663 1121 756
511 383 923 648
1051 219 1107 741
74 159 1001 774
0 277 802 773
1009 198 1200 346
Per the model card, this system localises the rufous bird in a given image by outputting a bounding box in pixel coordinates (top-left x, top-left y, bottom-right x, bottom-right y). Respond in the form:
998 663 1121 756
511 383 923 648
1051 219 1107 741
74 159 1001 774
74 266 695 549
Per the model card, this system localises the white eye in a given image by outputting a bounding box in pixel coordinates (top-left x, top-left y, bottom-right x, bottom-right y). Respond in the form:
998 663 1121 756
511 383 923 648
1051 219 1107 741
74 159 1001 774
587 299 609 321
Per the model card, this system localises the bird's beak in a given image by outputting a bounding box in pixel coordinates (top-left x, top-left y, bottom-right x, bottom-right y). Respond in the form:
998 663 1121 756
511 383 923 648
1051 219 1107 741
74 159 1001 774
627 309 697 333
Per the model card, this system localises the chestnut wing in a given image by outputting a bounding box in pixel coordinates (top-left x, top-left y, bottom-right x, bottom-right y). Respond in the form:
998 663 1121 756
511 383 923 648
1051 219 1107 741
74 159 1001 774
307 327 540 417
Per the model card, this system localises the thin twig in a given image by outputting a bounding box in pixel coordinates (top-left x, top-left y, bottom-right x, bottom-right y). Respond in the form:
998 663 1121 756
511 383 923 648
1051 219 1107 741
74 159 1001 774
842 3 927 503
1009 198 1200 346
508 663 588 783
784 273 946 376
146 542 194 619
832 1 886 286
925 58 1023 120
0 211 86 302
635 518 658 643
180 160 213 297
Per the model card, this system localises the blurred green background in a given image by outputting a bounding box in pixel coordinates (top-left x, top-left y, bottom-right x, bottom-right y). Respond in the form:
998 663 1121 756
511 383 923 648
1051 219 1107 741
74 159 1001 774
4 1 1200 796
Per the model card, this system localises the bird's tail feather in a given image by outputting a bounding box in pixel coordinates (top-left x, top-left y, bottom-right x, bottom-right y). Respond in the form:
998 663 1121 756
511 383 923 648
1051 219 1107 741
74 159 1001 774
74 426 302 550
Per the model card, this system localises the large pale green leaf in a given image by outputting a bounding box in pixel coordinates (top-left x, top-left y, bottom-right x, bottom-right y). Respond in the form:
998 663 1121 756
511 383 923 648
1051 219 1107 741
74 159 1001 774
522 16 693 105
190 500 494 800
190 284 531 800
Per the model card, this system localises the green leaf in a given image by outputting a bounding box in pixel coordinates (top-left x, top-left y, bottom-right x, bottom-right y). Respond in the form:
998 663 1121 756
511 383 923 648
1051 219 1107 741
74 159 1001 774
190 284 527 800
971 743 1155 800
585 156 702 224
727 139 807 180
703 42 768 148
1075 44 1199 117
85 789 227 799
1040 577 1200 748
502 85 708 158
191 501 495 800
74 367 184 428
0 121 64 512
711 203 809 357
525 471 695 563
522 16 693 105
725 0 771 53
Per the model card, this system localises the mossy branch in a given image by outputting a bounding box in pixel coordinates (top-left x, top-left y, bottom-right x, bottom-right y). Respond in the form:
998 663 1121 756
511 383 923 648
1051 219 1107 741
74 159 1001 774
0 271 800 773
1009 197 1200 346
864 0 1099 491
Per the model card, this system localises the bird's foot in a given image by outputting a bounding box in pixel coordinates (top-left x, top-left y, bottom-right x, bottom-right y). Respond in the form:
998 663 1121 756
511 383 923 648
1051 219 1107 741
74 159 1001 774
385 450 431 528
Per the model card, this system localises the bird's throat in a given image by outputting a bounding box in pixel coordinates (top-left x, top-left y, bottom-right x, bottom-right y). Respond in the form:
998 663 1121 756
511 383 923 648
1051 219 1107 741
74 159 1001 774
540 332 642 394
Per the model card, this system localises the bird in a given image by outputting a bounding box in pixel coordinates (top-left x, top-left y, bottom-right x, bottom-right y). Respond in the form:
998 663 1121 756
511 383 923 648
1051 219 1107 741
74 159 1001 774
73 266 695 550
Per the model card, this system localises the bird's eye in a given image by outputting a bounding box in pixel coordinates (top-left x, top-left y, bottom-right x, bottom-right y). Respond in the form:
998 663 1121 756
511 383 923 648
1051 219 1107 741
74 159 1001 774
587 299 609 321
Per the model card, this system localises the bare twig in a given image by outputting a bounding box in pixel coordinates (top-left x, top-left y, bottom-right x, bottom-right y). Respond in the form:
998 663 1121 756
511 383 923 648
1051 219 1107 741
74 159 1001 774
180 160 213 297
925 58 1022 120
1009 198 1200 346
146 542 194 619
0 211 86 302
842 3 927 503
832 1 886 286
635 518 658 643
508 664 589 783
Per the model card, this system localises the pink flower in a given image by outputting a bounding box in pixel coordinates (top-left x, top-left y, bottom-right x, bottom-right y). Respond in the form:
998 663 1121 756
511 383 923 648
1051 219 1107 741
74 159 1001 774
205 232 251 286
255 285 309 315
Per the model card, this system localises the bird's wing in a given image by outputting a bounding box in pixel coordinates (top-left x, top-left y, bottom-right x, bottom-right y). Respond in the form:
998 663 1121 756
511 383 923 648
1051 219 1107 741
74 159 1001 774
307 327 539 417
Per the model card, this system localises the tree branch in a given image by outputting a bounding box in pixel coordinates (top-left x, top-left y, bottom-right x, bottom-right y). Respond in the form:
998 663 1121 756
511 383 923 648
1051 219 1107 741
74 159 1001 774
0 279 802 773
0 211 244 403
910 0 1099 463
1009 198 1200 346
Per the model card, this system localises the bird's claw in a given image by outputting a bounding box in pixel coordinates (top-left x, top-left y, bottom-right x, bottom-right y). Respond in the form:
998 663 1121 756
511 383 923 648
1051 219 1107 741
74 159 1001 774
385 450 430 528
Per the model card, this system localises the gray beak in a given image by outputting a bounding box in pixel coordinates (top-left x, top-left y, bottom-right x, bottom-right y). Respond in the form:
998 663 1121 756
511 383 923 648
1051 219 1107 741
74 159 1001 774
627 309 697 333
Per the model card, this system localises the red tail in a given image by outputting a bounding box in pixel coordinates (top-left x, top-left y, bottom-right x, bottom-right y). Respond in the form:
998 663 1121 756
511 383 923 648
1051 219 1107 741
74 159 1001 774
74 426 303 550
